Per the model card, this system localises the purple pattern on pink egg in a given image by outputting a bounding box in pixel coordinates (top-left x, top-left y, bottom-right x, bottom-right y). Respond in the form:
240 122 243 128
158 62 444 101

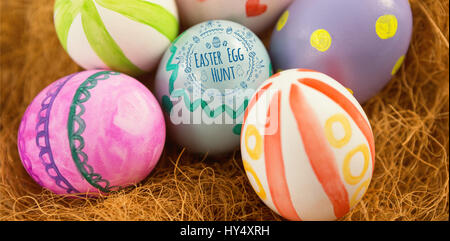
35 73 79 194
18 107 45 188
17 70 166 195
270 0 413 103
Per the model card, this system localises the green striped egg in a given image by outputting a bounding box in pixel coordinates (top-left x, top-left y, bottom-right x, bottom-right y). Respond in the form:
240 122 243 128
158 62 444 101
54 0 179 76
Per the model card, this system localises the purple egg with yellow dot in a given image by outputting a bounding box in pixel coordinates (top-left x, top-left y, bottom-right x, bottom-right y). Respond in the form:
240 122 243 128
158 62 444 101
270 0 413 103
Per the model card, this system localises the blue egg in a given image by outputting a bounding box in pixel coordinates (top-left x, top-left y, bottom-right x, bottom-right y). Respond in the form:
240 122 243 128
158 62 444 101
155 20 272 155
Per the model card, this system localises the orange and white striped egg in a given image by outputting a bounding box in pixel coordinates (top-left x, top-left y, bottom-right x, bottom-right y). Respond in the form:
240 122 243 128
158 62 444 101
240 69 375 221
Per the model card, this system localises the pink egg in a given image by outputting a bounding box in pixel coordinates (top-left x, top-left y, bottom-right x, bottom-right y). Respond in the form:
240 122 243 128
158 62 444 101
241 69 375 220
176 0 293 34
17 70 166 195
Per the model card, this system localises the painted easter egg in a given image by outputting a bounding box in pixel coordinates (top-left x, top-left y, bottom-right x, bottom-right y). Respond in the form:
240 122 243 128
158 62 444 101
54 0 179 76
17 70 166 195
176 0 293 34
241 69 375 220
270 0 413 102
155 20 272 155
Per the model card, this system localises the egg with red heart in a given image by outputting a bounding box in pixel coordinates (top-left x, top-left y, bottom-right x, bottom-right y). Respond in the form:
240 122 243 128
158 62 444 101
176 0 293 34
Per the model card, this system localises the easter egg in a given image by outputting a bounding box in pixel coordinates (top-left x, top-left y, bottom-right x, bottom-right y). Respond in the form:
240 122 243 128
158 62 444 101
54 0 179 76
17 70 166 195
270 0 413 102
176 0 293 34
241 69 375 221
155 20 272 155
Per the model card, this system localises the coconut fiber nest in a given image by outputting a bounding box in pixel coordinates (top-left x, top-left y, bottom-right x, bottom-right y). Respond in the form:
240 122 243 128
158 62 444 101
0 0 448 221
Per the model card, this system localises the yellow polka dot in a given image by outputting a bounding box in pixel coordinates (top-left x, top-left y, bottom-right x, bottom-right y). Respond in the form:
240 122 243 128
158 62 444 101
325 114 352 149
391 55 405 75
376 15 398 39
350 178 371 207
276 69 284 73
310 29 332 52
243 160 267 201
346 88 354 95
343 144 370 185
245 124 262 160
276 10 289 31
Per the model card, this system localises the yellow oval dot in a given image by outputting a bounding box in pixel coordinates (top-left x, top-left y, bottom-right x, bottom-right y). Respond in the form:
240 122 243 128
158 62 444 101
343 144 370 185
277 10 289 31
325 114 352 149
346 88 354 95
243 160 267 201
350 178 371 207
310 29 332 52
391 55 405 75
245 124 262 160
376 15 398 39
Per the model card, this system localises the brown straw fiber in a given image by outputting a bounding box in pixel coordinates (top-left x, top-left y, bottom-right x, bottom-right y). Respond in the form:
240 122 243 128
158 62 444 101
0 0 448 221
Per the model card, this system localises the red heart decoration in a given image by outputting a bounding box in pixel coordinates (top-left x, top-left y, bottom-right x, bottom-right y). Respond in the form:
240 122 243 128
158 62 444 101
246 0 268 17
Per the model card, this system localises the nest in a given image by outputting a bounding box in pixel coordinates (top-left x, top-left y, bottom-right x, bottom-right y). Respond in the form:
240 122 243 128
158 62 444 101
0 0 448 221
